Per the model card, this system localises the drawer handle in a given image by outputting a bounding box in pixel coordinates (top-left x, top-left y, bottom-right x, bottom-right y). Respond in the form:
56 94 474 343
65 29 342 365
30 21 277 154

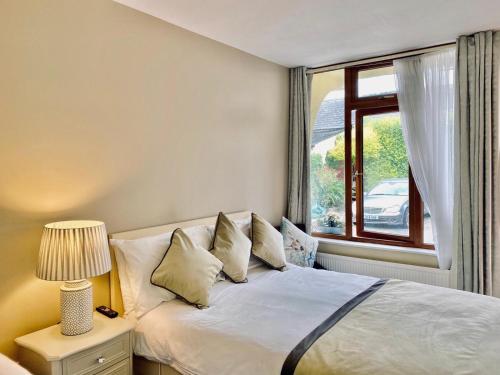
97 356 106 364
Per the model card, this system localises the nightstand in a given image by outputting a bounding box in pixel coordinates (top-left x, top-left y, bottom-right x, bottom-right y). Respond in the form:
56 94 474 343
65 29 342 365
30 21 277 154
15 313 134 375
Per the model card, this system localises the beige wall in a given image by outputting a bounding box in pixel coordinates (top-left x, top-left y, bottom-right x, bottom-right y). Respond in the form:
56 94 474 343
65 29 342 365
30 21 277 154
0 0 288 358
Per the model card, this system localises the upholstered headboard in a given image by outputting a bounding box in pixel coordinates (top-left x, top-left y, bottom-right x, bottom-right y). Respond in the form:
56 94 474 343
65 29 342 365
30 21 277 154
108 211 252 315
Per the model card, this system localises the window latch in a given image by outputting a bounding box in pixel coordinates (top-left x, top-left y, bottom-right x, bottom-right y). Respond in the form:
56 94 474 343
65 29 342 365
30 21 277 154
354 171 363 177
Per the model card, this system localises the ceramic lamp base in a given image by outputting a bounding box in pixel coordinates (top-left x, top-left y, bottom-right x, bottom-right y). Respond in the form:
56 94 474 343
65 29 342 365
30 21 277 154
60 279 93 336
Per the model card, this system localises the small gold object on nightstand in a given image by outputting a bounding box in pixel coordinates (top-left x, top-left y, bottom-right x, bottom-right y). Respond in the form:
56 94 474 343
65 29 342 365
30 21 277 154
15 313 134 375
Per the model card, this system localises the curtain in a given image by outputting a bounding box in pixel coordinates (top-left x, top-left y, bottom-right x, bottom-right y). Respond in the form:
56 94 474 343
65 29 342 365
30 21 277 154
287 67 313 233
394 49 456 270
455 30 500 296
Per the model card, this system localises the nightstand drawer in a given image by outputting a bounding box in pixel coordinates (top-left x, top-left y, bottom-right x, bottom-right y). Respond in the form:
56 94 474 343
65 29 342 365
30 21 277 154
99 358 130 374
63 333 130 375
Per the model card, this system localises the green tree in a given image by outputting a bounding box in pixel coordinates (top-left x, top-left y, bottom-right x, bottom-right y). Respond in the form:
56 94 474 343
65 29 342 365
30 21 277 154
325 134 345 169
315 170 344 208
311 152 344 211
311 114 408 211
363 116 408 190
372 118 408 177
311 153 323 173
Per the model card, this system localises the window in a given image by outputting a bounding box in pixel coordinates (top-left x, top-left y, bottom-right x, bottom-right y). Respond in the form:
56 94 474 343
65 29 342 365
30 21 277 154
310 61 434 249
357 65 397 98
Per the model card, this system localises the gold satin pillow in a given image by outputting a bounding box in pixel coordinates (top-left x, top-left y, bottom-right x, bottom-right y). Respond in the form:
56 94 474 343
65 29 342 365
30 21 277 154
211 212 251 283
151 228 223 308
251 213 287 270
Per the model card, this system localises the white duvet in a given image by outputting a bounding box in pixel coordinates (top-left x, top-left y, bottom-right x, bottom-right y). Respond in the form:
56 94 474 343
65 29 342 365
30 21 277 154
134 265 378 375
0 354 31 375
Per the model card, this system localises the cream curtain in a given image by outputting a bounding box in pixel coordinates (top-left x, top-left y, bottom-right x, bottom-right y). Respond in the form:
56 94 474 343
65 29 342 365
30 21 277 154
287 67 313 232
394 48 456 270
455 30 500 296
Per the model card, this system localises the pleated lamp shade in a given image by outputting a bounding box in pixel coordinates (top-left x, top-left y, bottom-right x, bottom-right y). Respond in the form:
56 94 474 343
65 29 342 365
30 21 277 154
36 220 111 281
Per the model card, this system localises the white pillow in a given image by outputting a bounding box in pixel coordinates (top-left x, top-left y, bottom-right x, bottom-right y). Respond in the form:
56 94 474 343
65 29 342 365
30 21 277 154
248 254 264 270
185 224 213 249
110 232 173 319
234 217 251 238
111 245 136 319
110 225 213 318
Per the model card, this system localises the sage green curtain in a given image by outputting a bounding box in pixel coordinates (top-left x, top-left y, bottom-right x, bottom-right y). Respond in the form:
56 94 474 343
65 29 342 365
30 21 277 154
455 30 500 296
287 67 313 233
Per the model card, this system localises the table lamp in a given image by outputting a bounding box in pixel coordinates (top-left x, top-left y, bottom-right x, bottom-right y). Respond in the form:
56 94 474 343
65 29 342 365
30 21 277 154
36 221 111 336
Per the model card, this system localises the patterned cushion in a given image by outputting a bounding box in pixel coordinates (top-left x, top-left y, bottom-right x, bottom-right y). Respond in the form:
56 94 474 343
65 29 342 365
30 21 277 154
280 217 318 267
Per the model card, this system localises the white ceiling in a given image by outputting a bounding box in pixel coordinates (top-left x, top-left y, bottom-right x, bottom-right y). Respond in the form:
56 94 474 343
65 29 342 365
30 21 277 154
114 0 500 67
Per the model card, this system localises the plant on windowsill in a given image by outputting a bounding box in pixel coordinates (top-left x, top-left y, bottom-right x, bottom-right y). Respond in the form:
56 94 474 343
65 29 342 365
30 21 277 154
318 213 344 235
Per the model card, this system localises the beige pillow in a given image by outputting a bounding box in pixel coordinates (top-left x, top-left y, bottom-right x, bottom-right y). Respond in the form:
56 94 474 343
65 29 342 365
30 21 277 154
251 213 287 270
151 228 223 308
211 212 251 283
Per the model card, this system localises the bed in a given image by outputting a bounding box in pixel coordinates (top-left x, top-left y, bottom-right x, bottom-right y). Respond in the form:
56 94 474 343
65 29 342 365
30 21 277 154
0 354 31 375
109 211 500 375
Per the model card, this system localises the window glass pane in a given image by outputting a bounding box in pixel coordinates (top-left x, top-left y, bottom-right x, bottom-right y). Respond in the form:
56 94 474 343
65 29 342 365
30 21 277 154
424 209 434 244
361 112 409 237
358 66 396 98
310 70 346 235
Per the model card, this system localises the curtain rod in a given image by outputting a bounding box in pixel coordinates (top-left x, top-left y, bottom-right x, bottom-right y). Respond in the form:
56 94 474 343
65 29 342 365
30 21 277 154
306 42 455 74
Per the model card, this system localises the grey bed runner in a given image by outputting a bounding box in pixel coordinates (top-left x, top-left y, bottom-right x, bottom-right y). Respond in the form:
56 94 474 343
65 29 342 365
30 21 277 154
281 278 388 375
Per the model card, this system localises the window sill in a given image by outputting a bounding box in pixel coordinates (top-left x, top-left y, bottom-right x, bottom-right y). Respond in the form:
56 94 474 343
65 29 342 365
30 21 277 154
317 237 436 256
316 237 438 268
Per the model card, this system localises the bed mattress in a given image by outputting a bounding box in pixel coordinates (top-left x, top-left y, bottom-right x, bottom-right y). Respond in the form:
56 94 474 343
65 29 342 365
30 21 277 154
133 264 377 374
133 265 500 375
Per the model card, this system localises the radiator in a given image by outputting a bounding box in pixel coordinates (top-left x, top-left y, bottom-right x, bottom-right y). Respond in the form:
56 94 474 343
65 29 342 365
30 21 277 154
316 252 451 288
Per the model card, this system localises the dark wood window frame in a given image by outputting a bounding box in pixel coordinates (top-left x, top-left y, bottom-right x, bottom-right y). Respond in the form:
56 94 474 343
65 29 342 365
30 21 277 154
313 60 434 250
